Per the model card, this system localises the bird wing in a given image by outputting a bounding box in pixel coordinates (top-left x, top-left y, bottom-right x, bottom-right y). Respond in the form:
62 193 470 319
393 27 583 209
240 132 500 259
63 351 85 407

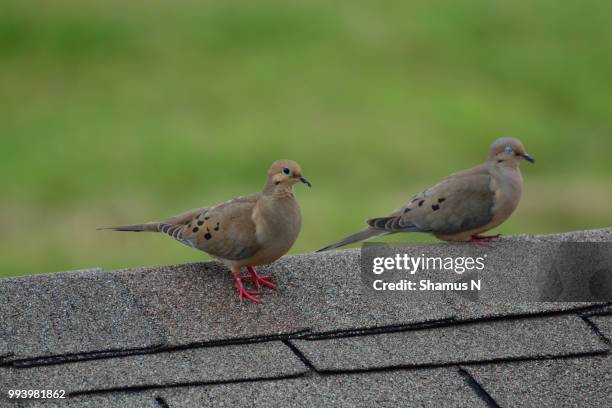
367 172 495 236
158 194 262 261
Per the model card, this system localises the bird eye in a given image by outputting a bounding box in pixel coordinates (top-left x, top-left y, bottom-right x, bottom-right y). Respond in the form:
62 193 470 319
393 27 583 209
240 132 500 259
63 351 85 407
282 167 291 175
504 146 513 154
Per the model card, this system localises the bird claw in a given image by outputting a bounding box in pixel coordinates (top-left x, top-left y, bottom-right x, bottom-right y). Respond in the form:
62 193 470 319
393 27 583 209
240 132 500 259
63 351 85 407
238 289 261 304
468 234 500 248
232 272 261 304
245 266 277 290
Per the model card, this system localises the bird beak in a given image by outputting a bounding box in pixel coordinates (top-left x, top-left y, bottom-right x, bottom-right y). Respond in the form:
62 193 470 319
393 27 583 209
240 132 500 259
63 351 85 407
299 176 312 187
518 153 535 163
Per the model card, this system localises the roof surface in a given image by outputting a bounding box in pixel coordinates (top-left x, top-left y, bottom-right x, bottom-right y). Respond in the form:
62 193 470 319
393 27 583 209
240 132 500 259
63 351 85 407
1 228 611 407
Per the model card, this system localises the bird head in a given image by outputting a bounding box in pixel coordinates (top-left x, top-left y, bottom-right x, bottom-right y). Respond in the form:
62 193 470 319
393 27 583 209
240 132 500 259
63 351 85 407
266 160 311 192
488 137 535 166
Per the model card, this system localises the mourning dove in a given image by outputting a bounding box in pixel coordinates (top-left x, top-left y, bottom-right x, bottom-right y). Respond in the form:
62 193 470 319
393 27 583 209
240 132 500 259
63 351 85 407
318 137 534 251
99 160 311 304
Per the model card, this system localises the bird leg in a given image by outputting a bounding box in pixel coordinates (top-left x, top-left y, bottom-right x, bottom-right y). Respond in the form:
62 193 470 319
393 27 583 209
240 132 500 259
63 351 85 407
232 271 261 304
468 234 501 247
243 266 277 290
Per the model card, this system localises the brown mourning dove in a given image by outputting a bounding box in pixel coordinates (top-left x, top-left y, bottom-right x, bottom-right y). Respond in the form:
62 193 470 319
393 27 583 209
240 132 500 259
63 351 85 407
99 160 311 304
318 137 534 251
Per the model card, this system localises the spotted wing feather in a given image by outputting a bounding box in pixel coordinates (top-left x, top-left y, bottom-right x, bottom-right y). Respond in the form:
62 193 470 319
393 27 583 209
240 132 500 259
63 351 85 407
367 173 495 235
159 194 262 261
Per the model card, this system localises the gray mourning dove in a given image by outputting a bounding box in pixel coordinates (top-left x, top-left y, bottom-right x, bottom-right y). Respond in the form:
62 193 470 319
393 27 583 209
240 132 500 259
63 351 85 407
99 160 311 304
318 137 534 251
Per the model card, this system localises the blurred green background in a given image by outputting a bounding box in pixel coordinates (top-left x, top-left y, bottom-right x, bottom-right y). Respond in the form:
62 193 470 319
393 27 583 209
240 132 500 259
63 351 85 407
1 0 611 277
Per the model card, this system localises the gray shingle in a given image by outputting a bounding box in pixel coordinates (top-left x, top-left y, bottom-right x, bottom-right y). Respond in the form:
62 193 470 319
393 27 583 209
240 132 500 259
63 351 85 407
449 299 599 321
257 249 456 333
589 314 612 342
370 241 607 320
113 262 309 346
290 315 607 371
8 368 487 408
463 354 612 408
514 227 612 242
0 393 160 408
115 251 456 347
0 333 10 360
0 341 307 396
160 369 487 408
0 268 165 363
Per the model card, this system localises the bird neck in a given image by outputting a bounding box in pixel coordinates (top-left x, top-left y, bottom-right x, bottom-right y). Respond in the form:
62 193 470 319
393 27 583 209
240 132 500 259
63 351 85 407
489 160 523 188
257 187 300 230
263 181 296 199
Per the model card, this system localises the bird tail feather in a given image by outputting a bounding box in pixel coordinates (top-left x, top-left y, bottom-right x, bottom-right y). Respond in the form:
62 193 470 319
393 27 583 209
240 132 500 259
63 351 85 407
96 222 159 232
317 227 387 252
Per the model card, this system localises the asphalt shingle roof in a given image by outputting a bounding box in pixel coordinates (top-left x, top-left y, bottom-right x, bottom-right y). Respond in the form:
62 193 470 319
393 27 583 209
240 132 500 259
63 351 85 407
0 228 611 407
0 268 165 364
2 342 307 397
290 315 607 372
463 354 612 407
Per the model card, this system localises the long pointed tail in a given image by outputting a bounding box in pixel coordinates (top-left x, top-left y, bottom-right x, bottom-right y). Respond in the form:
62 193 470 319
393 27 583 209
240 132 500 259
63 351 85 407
96 222 159 232
317 227 388 252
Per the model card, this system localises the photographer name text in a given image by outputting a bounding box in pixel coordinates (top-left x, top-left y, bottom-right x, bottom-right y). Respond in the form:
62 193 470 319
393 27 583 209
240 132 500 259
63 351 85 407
371 254 485 292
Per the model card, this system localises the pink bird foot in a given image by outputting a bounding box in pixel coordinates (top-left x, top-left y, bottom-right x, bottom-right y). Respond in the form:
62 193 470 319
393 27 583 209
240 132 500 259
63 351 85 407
243 265 277 290
232 271 261 304
468 234 501 248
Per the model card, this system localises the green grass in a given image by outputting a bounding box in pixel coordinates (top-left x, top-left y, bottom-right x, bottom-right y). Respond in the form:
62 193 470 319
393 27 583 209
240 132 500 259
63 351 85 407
1 0 611 277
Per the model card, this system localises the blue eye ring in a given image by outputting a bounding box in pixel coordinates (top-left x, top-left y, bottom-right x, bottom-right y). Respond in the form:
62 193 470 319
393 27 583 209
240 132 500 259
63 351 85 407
504 146 513 154
282 167 291 175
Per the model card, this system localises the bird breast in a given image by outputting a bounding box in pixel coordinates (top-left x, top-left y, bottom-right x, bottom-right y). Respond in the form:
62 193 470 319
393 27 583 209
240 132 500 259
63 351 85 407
252 196 302 259
491 167 523 224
